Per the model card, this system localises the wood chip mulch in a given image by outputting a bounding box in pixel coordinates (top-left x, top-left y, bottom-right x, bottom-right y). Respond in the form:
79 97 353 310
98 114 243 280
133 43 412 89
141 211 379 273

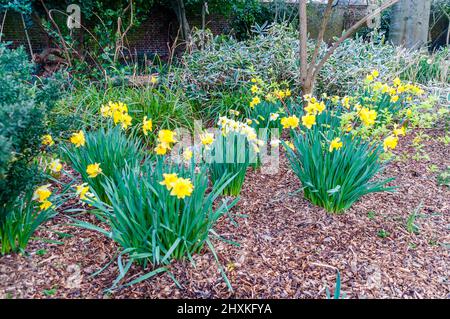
1 128 449 299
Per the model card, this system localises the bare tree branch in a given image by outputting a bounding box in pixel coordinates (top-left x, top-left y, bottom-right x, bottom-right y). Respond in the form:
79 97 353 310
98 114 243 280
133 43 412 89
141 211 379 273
310 0 400 90
308 0 334 76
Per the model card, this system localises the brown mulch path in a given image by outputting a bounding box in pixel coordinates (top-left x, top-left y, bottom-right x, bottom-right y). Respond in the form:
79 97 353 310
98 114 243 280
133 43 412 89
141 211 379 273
1 128 449 299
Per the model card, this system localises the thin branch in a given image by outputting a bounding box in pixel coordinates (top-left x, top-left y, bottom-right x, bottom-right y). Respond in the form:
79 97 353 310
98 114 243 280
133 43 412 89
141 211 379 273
39 0 72 66
308 0 334 76
311 0 400 85
0 9 7 42
21 13 34 60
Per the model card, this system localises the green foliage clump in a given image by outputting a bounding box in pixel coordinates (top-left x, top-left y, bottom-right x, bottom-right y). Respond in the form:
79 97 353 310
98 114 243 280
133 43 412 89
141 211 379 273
437 166 450 188
75 155 237 290
60 84 194 131
60 126 145 203
208 131 252 196
285 103 394 213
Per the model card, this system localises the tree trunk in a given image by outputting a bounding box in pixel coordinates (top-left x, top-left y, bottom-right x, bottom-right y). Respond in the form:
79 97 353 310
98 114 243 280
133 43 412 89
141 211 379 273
390 0 432 49
171 0 191 41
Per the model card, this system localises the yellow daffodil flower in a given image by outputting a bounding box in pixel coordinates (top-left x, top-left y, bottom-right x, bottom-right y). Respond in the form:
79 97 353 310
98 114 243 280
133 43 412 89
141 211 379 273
160 173 179 190
33 184 51 203
70 131 85 148
329 137 343 152
86 163 102 178
170 177 194 199
383 135 398 151
49 159 62 173
301 114 316 129
280 116 300 129
42 134 54 146
142 116 153 136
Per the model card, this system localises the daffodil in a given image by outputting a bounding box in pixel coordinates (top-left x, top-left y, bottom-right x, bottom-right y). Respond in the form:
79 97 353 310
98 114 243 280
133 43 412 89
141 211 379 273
49 159 62 173
383 135 398 151
393 126 406 137
390 95 399 103
280 115 300 129
100 104 111 117
200 132 214 146
341 96 351 109
86 163 102 178
120 113 132 129
269 113 279 121
170 177 194 199
274 89 286 100
42 134 54 146
183 149 193 161
301 114 316 129
393 77 401 87
331 96 340 105
158 130 177 145
39 200 53 211
285 141 295 150
251 85 260 94
150 76 158 84
315 101 326 114
366 74 374 82
329 138 343 152
160 173 179 190
249 96 261 108
33 184 51 203
155 143 168 155
75 183 90 200
359 108 377 126
70 131 85 148
142 116 153 136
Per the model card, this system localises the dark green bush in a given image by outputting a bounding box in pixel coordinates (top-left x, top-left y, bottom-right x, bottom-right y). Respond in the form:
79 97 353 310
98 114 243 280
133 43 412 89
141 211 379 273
0 43 64 253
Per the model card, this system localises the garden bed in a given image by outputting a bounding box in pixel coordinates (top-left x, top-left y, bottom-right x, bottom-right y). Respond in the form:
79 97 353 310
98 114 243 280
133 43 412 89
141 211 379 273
1 128 448 299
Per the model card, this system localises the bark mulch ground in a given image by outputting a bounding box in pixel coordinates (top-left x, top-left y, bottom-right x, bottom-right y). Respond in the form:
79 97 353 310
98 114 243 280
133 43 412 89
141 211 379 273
0 128 449 299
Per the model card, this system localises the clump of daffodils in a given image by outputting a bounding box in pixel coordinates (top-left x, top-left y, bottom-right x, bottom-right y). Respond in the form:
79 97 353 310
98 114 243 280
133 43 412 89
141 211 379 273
366 70 425 102
299 94 329 130
249 76 292 107
100 101 132 129
217 116 265 153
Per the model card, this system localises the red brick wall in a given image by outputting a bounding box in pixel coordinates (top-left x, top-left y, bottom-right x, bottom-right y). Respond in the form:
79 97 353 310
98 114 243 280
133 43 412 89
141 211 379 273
0 7 229 59
0 12 49 54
